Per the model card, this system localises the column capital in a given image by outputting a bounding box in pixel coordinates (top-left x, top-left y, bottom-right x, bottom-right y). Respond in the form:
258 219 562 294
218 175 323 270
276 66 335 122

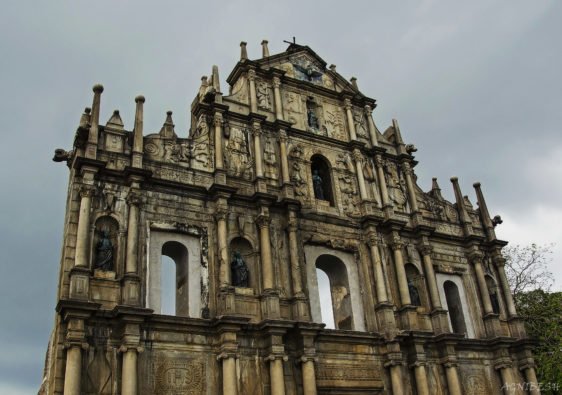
213 112 223 125
126 190 143 207
215 208 228 222
287 217 298 232
352 148 363 162
364 104 373 115
118 345 144 354
79 184 96 198
256 214 271 228
272 76 281 88
343 98 352 109
278 129 288 141
217 351 238 361
374 154 384 167
252 122 262 135
247 68 256 81
418 244 433 256
64 341 89 351
265 354 288 362
402 161 414 175
468 250 484 264
440 355 458 368
299 355 318 363
390 235 404 251
492 254 506 267
494 357 513 370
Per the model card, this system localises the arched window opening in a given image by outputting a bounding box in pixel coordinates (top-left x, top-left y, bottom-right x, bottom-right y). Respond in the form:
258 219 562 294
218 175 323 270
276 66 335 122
316 254 353 330
229 237 255 290
444 281 467 335
161 241 189 317
316 268 335 329
311 155 334 206
405 263 423 307
486 275 501 314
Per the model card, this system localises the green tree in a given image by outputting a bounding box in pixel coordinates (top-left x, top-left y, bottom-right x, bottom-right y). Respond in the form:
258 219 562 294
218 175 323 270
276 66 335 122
504 244 561 393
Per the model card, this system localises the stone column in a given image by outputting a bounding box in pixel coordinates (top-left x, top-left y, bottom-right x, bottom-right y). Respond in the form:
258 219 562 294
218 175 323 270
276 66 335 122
412 362 430 395
391 235 411 306
522 366 540 395
444 362 463 395
301 357 317 395
75 185 94 268
344 98 357 141
364 104 379 147
278 130 290 185
287 212 303 296
248 69 258 113
374 155 391 209
63 318 86 395
257 213 273 290
494 255 517 317
216 206 229 286
214 112 224 170
219 354 237 395
367 232 388 303
86 84 103 159
125 190 141 275
132 95 145 168
401 162 419 213
253 121 263 178
63 345 83 395
470 252 494 315
385 361 404 395
267 355 287 395
419 245 442 309
273 76 283 120
120 347 139 395
353 149 368 201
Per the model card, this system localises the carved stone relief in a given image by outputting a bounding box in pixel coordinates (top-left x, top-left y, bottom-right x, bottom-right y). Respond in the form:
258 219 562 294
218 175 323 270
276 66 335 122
191 115 211 170
256 80 272 110
353 109 369 141
283 91 305 130
289 144 308 199
151 357 206 395
384 160 408 212
323 103 346 140
339 174 360 217
224 126 253 179
229 76 249 104
263 138 278 180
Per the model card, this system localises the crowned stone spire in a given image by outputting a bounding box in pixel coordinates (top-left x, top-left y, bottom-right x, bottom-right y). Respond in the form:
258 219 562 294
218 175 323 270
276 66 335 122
159 111 176 139
106 110 124 130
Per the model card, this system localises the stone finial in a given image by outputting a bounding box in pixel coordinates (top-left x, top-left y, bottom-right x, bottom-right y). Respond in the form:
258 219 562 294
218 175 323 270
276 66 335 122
199 76 209 99
392 119 405 145
473 181 497 240
240 41 248 61
450 177 472 232
132 94 144 166
329 64 337 72
350 77 358 90
79 107 91 128
159 111 176 139
429 177 443 200
211 65 221 93
106 109 124 130
86 83 104 159
261 40 270 57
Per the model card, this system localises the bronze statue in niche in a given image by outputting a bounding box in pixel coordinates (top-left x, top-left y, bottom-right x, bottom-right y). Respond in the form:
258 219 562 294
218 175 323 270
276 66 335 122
95 229 114 271
231 251 249 287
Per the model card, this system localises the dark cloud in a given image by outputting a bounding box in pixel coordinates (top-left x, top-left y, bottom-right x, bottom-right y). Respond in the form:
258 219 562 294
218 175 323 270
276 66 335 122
1 1 560 391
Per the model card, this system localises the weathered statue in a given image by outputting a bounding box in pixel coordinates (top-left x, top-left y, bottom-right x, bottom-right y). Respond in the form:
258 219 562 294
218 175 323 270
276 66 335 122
490 291 501 314
95 229 114 271
408 279 421 306
312 170 325 200
231 251 249 287
307 108 319 129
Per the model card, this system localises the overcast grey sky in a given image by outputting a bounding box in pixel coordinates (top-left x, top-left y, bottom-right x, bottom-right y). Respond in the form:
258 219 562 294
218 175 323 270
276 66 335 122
1 1 561 393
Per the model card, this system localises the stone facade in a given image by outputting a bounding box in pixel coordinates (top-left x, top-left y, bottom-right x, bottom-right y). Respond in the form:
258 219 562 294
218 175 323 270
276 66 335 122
40 41 540 395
